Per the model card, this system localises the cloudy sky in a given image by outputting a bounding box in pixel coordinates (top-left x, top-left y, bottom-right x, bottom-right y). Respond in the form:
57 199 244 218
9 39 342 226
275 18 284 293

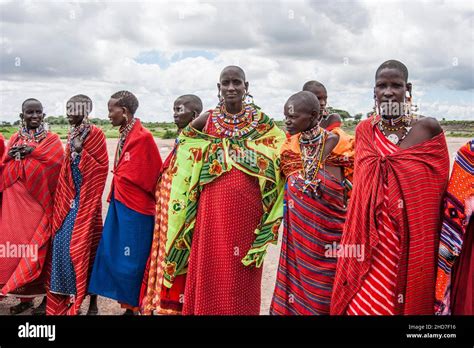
0 0 473 123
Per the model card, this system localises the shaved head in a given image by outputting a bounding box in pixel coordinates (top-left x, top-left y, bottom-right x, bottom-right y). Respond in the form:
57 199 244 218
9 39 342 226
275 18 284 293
302 80 327 94
220 65 246 81
376 59 409 82
176 94 203 115
66 94 93 117
286 91 320 115
21 98 42 112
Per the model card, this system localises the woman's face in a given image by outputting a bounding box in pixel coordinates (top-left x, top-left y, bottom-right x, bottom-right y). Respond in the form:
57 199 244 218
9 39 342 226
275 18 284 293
311 86 328 113
21 100 44 129
284 102 319 135
374 68 408 116
66 100 88 126
173 99 195 129
217 68 248 105
108 98 126 127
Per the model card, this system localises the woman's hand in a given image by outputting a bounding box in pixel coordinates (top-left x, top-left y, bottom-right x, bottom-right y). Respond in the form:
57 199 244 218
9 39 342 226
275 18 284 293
8 145 34 159
72 137 84 154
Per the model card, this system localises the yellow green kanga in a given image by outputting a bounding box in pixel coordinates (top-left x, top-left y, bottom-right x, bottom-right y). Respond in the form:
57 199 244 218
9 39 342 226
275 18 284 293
162 110 286 288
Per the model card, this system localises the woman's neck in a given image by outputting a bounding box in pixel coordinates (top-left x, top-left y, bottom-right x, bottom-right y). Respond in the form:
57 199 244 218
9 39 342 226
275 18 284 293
381 114 404 126
224 101 243 114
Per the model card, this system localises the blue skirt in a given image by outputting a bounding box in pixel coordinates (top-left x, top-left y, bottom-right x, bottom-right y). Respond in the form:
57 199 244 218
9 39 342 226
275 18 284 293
88 196 154 306
50 155 82 295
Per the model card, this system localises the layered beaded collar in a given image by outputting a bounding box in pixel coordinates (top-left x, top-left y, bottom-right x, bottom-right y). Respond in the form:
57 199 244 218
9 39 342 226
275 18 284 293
69 120 91 141
211 103 259 137
18 124 47 144
119 118 136 140
300 125 323 145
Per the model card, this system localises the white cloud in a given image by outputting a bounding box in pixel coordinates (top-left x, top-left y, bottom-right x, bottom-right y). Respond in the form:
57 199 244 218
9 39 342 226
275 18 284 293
0 0 473 124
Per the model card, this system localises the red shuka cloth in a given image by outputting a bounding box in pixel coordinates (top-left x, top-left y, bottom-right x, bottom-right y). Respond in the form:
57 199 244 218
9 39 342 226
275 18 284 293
1 132 64 295
107 119 162 215
330 118 449 315
46 125 108 315
347 127 401 315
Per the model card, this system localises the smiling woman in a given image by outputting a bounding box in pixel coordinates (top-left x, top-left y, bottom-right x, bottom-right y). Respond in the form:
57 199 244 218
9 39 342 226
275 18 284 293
331 60 451 316
0 98 64 315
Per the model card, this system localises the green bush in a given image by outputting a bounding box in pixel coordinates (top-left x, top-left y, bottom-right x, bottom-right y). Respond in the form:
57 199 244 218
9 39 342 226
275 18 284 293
162 129 178 139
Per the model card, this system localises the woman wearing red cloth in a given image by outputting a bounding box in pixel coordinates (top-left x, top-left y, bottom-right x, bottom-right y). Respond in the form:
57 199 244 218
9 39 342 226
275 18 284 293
0 98 64 315
46 95 108 315
331 60 450 315
88 91 162 315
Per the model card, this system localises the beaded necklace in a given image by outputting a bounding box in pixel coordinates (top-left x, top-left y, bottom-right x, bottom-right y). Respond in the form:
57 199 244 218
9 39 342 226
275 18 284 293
299 126 327 194
376 114 413 146
321 108 329 120
18 124 47 144
381 114 404 126
68 121 91 160
115 118 136 166
211 103 259 137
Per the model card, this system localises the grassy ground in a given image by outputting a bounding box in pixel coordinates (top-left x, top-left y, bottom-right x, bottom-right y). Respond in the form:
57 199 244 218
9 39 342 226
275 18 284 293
0 120 473 140
0 124 177 140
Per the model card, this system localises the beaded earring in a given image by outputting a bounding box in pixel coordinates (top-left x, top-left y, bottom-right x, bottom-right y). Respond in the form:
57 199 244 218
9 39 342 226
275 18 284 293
403 90 418 126
243 92 254 105
20 117 26 130
371 94 380 125
217 91 224 105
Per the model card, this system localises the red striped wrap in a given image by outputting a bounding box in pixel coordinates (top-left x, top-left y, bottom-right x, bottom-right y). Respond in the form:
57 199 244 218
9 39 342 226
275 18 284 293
1 132 64 295
330 118 449 315
46 125 108 315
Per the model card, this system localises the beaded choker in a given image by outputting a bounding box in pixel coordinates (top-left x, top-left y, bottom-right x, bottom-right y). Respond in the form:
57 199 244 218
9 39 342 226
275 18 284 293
211 103 259 137
118 119 136 150
69 121 90 141
119 118 136 141
381 114 404 126
300 125 322 145
18 124 47 144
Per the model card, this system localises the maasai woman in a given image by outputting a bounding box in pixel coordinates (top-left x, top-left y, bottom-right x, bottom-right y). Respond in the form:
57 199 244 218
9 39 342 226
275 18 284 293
331 60 450 315
46 95 108 315
140 94 203 315
0 99 64 315
270 91 354 315
303 80 354 186
161 66 285 315
435 139 474 315
88 91 162 315
302 81 343 131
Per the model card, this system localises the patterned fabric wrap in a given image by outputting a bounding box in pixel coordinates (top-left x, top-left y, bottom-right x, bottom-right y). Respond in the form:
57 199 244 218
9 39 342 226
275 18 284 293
162 110 286 289
435 139 474 314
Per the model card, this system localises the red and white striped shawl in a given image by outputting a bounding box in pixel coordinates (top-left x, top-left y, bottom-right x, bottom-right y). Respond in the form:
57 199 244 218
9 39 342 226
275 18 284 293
46 125 108 315
331 118 449 315
1 131 64 295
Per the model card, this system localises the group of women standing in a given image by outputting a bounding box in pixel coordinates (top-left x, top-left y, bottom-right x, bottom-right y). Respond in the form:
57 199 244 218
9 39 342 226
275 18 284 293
0 59 472 316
